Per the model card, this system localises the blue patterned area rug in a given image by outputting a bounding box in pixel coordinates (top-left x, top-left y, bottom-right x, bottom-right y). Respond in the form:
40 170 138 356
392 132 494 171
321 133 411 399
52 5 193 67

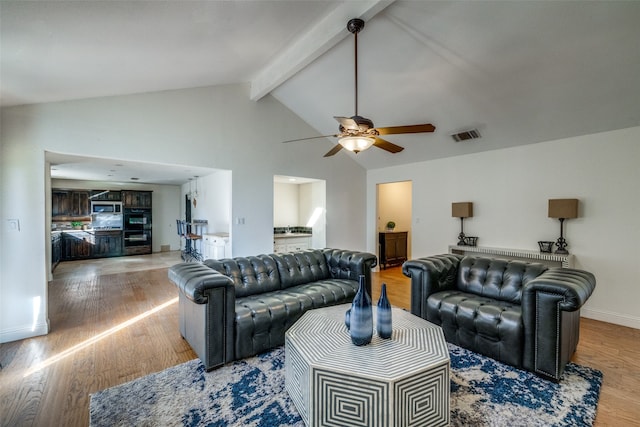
90 344 602 427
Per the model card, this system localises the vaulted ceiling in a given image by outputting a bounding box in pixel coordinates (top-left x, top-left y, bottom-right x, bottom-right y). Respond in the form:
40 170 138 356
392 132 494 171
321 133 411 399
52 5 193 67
2 0 639 177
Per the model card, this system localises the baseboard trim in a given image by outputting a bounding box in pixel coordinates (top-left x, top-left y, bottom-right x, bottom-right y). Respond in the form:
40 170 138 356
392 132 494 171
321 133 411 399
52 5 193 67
0 320 49 344
582 308 640 330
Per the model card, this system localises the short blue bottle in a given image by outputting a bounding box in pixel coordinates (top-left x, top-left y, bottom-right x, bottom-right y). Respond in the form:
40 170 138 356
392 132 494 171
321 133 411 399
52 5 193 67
350 275 373 346
377 283 392 339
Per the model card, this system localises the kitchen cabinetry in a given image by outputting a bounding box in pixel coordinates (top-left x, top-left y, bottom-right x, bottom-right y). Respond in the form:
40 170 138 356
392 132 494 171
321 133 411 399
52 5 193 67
60 230 123 260
62 231 93 260
52 190 71 217
51 189 90 217
51 233 62 271
90 190 121 201
93 231 123 258
122 190 152 209
378 231 408 269
273 235 311 253
71 191 90 216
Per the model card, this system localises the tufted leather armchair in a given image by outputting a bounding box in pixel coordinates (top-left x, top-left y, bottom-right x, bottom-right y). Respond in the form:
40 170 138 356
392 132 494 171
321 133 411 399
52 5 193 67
169 248 377 370
403 254 596 381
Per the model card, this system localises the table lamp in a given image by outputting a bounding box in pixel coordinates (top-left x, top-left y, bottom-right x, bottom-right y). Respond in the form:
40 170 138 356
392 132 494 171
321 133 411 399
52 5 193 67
452 202 473 246
548 199 578 254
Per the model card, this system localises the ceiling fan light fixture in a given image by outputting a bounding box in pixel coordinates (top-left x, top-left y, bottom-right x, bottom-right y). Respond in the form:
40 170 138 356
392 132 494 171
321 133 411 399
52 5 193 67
339 136 375 153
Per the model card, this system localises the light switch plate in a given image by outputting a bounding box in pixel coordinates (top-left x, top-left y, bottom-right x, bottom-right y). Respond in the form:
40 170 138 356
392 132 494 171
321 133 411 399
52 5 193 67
7 219 20 231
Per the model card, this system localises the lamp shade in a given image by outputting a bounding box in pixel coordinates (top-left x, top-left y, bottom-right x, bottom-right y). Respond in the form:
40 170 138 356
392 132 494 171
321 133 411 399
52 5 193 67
338 136 375 153
548 199 579 219
452 202 473 218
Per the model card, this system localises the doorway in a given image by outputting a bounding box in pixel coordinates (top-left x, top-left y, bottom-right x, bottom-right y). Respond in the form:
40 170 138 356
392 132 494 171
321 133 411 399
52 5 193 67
376 181 412 265
273 175 326 251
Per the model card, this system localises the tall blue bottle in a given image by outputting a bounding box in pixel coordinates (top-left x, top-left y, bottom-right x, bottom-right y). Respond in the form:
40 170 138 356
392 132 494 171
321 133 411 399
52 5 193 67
377 283 392 339
350 274 373 346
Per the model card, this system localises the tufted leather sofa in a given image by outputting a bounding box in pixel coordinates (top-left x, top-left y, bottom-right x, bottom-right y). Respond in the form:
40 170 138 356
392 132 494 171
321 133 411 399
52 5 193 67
169 248 377 370
403 254 596 381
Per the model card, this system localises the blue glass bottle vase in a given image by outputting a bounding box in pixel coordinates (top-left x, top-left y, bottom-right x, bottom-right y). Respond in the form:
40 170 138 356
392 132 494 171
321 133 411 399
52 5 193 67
377 283 392 339
349 275 373 346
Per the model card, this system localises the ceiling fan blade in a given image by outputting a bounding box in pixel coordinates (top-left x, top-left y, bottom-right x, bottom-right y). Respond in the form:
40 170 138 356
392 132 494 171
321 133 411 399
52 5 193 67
282 134 337 143
374 137 404 153
375 123 436 135
334 116 359 131
323 144 344 157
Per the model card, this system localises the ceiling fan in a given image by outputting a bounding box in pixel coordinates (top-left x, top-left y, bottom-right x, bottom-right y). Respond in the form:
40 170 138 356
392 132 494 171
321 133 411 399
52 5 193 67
283 18 436 157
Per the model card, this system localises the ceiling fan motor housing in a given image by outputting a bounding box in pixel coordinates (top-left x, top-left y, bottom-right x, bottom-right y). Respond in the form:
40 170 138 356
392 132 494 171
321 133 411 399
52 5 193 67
347 18 365 34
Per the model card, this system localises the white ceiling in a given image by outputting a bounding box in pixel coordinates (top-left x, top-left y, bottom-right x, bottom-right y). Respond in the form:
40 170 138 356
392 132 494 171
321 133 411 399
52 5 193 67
3 0 640 179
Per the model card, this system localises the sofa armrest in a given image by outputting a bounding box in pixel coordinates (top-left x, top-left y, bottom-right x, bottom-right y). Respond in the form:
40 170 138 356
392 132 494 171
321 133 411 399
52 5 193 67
521 268 596 380
168 262 236 370
402 254 462 319
523 268 596 312
323 249 378 295
168 262 235 304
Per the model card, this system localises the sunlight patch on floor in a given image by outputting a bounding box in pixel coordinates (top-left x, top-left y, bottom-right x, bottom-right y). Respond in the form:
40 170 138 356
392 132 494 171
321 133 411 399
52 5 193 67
23 297 178 378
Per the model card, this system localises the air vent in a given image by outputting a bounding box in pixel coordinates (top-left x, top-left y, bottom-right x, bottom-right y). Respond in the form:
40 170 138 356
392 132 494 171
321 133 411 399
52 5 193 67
451 129 481 142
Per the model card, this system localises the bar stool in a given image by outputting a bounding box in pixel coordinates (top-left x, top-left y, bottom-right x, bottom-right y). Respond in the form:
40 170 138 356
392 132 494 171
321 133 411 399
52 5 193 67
177 220 202 262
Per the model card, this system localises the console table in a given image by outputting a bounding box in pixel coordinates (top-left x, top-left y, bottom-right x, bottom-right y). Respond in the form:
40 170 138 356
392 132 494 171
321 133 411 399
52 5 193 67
448 245 574 268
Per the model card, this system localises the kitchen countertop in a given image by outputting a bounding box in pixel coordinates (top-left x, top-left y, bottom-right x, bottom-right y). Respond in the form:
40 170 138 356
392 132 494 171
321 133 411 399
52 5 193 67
52 228 122 234
273 233 312 239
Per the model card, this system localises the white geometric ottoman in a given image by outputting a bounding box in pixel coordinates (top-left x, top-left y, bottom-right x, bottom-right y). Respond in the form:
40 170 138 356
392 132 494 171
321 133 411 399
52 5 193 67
285 304 450 427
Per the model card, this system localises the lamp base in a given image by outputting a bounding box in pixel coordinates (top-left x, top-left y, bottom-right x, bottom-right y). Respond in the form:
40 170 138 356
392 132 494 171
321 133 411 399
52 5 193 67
554 236 569 254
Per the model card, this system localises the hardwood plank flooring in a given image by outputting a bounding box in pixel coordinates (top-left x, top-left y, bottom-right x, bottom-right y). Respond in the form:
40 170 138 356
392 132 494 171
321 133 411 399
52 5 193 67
0 255 638 426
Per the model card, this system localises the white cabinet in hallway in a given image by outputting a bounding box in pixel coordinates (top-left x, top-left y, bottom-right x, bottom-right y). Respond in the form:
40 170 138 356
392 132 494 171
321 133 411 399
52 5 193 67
273 235 311 253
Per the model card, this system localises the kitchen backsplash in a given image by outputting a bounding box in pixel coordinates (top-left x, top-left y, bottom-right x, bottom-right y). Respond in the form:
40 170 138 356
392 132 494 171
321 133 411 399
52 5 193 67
273 226 312 235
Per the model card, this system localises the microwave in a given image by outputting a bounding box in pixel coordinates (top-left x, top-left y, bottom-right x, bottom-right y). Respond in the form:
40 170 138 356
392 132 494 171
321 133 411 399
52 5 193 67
91 201 122 214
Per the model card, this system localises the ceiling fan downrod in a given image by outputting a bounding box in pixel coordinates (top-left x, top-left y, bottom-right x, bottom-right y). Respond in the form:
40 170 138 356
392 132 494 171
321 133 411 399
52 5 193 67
347 18 365 117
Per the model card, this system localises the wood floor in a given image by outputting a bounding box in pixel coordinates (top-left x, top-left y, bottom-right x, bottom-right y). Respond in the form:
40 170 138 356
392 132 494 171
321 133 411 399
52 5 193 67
0 252 638 426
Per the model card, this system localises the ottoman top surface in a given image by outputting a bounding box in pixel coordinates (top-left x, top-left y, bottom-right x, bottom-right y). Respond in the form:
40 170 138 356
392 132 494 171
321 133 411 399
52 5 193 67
286 303 449 380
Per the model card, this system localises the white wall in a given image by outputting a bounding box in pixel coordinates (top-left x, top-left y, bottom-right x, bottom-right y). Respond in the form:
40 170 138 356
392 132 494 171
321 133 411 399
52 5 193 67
183 170 232 235
300 181 326 249
0 83 367 343
367 126 640 329
273 182 299 227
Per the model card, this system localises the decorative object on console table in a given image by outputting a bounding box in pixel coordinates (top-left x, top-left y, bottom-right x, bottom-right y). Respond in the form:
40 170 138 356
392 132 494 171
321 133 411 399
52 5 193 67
385 220 395 231
538 241 554 253
349 275 373 346
377 283 392 339
452 202 474 246
548 199 579 254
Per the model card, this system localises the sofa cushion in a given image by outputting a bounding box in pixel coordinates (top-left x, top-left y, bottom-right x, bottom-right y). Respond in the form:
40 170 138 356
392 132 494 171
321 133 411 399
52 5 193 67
233 278 358 359
204 255 281 298
273 250 331 289
457 257 548 304
427 290 523 368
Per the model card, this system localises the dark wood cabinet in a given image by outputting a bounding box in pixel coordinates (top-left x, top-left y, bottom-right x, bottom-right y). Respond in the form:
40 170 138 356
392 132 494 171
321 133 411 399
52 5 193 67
122 190 152 209
93 231 123 258
90 190 121 201
60 230 123 260
379 231 408 269
52 190 71 217
52 189 90 217
70 191 90 216
51 233 62 271
62 231 93 260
